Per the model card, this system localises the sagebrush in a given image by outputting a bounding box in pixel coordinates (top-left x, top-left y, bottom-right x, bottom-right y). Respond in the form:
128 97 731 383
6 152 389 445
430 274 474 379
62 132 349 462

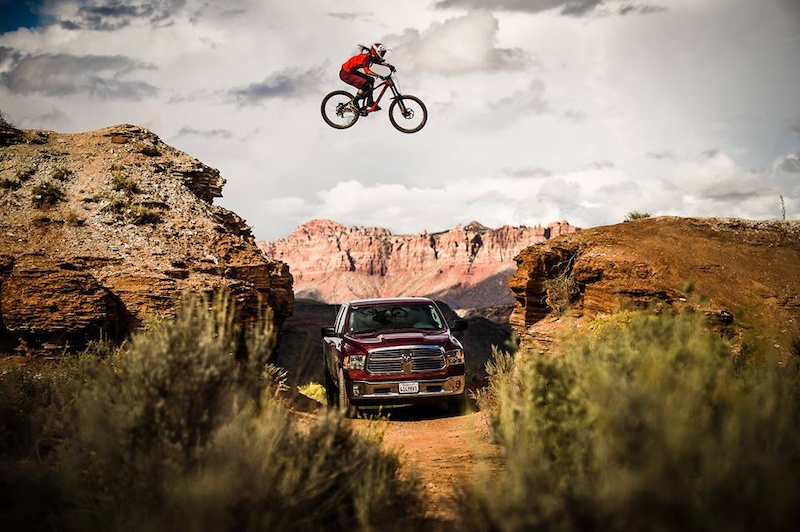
461 311 800 531
0 292 426 531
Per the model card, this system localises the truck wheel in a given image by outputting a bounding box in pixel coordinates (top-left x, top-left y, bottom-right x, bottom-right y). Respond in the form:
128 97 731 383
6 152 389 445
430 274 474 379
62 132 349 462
448 393 468 416
337 368 358 418
324 370 337 407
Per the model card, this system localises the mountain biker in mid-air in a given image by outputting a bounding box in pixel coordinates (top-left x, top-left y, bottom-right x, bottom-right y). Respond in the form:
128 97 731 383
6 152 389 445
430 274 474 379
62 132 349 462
340 43 396 115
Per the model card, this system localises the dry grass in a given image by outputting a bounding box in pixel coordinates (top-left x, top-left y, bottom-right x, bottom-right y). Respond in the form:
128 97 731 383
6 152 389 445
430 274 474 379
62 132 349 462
461 310 800 531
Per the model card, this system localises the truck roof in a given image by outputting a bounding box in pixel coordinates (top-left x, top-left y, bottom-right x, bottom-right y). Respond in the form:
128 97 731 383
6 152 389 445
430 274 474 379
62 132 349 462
347 297 435 307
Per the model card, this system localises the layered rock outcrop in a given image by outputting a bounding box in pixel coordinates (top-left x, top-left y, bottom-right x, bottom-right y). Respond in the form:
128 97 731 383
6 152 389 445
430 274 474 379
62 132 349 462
509 217 800 354
259 219 578 308
0 124 292 353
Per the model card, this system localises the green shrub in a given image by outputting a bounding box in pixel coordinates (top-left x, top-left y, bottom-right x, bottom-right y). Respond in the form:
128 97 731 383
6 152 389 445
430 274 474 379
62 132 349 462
625 210 652 221
49 166 73 182
0 293 428 530
16 166 36 182
102 196 128 214
111 169 140 194
461 311 800 531
64 210 83 226
102 197 162 224
128 204 162 224
298 381 327 404
31 180 65 207
0 177 21 190
542 271 578 315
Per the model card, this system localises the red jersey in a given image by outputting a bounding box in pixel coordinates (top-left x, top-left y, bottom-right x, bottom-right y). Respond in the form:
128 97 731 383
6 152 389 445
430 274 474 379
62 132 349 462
342 53 371 73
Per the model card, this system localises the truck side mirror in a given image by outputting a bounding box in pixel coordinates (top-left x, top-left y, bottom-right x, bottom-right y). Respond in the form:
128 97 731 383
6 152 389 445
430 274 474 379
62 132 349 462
450 319 468 332
321 326 338 338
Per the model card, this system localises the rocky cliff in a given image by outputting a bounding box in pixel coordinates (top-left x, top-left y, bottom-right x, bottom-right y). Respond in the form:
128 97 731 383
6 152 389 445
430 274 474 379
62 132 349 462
259 219 578 308
0 124 293 354
509 216 800 355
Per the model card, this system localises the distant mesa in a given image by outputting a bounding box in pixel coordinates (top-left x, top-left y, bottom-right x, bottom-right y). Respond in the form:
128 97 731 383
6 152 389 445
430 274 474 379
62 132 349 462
258 218 579 309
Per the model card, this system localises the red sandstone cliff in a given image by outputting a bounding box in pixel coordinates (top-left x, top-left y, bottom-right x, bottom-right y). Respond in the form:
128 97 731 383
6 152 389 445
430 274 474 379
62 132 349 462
259 219 578 308
0 124 293 353
508 216 800 356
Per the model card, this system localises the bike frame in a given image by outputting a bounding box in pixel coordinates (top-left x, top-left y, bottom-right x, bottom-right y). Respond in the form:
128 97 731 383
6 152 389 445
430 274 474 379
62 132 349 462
364 74 404 114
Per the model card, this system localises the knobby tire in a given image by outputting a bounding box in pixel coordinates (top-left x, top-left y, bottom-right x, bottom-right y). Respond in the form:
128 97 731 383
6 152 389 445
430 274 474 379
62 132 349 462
321 90 360 130
388 95 427 134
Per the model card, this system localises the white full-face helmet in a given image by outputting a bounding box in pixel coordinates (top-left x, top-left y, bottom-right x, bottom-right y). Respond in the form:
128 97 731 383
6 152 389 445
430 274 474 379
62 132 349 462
370 42 387 60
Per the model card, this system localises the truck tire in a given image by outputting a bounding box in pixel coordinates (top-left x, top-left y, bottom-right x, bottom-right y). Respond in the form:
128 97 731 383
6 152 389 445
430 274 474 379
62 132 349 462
324 369 337 407
447 393 468 416
338 368 358 418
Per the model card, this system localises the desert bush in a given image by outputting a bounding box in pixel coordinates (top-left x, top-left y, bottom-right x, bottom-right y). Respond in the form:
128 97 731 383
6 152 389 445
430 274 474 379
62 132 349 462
460 311 800 532
0 109 13 129
169 408 422 531
0 352 106 463
128 204 162 224
4 292 426 531
102 197 162 224
111 168 140 194
49 166 73 182
469 345 515 416
102 196 128 214
542 254 579 314
16 166 37 182
0 369 50 460
298 381 327 404
0 177 21 190
625 210 652 221
31 180 65 207
64 210 83 226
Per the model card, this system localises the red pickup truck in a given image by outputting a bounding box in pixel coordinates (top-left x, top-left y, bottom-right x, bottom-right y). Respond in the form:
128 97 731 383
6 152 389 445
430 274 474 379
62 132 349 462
321 297 468 417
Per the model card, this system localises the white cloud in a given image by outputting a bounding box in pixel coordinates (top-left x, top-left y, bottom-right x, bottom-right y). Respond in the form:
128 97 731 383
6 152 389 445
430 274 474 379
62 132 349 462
1 52 157 98
663 152 774 200
386 11 528 76
1 0 798 241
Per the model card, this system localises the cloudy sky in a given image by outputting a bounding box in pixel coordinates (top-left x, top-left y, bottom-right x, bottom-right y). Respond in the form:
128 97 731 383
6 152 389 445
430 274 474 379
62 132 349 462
1 0 799 241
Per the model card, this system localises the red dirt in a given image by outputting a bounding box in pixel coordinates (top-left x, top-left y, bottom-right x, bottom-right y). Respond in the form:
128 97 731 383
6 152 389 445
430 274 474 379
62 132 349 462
355 407 503 526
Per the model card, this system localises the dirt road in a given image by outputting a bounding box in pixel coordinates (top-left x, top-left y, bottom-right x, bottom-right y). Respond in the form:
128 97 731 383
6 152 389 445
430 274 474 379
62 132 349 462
360 406 503 526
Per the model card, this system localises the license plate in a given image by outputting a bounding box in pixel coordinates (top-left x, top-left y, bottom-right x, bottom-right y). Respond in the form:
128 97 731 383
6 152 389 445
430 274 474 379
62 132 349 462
398 382 419 394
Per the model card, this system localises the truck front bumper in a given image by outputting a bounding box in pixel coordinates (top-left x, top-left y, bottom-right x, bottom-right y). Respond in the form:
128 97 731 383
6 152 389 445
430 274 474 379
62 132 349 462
348 375 465 401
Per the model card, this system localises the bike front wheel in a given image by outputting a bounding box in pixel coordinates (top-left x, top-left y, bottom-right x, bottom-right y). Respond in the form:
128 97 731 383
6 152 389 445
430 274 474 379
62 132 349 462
321 90 360 129
389 95 427 133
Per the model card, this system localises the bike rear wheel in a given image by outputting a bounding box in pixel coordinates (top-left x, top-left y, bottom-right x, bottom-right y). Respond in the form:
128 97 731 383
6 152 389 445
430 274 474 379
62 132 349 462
389 95 427 133
321 90 360 129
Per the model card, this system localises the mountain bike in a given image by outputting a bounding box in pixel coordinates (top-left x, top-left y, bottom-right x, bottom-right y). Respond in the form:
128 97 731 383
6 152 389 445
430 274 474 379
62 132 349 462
321 71 428 134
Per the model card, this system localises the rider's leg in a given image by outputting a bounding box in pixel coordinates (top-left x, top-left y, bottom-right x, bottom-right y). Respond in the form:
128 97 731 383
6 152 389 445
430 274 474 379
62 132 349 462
340 69 368 108
362 79 374 108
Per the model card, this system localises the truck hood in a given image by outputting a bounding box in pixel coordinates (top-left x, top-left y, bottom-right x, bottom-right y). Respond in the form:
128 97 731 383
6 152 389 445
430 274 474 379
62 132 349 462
343 331 456 349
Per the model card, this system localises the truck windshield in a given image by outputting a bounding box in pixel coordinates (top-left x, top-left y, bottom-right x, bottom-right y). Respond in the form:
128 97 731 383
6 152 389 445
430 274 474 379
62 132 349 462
347 303 445 334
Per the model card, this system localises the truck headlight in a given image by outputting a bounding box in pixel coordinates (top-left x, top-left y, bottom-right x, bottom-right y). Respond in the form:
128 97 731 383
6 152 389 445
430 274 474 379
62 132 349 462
445 348 464 365
344 354 366 370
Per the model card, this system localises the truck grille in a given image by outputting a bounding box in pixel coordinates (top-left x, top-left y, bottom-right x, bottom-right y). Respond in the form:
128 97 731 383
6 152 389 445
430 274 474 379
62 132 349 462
366 346 446 374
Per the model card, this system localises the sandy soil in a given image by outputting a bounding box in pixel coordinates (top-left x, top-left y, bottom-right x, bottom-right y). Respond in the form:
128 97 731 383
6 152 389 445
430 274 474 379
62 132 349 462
355 405 504 527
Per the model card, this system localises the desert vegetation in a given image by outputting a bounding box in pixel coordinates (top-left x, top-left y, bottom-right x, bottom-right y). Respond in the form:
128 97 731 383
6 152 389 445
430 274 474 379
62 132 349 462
462 310 800 531
0 293 425 531
625 210 652 221
4 284 800 529
102 163 162 224
31 180 66 207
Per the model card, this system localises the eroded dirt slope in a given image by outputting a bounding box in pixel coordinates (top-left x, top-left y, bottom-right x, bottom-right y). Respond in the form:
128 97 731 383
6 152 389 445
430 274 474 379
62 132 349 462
510 216 800 354
0 124 292 353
